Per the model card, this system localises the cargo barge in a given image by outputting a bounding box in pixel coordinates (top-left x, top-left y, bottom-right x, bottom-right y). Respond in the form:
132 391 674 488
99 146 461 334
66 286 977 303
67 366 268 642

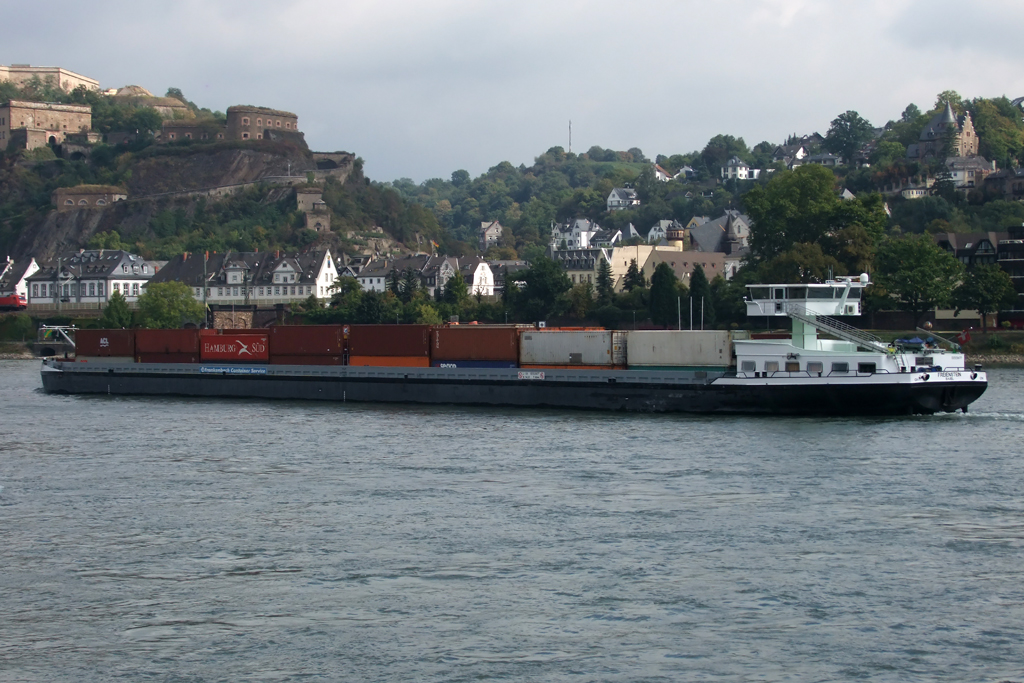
40 276 987 415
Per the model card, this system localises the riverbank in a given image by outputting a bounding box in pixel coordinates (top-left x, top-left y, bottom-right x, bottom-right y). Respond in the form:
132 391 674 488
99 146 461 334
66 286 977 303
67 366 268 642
966 353 1024 367
0 342 34 359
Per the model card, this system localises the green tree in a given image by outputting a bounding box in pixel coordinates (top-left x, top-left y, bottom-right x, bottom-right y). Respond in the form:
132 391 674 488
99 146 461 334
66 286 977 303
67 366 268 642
98 290 133 328
873 235 963 324
136 282 205 329
401 267 420 303
623 258 647 290
515 257 572 321
596 257 614 305
757 242 844 283
952 264 1017 333
649 262 680 328
823 110 874 164
388 269 402 297
688 263 715 328
566 282 594 320
442 271 468 305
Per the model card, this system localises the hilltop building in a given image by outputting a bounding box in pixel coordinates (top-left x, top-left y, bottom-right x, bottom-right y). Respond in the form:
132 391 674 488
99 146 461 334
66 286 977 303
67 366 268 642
159 104 301 144
0 100 92 150
607 187 640 211
111 86 191 119
907 102 980 160
52 185 127 212
0 64 99 92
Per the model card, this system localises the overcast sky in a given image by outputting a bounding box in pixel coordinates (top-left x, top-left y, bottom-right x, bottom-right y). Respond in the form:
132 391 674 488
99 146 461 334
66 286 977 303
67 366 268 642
5 0 1024 182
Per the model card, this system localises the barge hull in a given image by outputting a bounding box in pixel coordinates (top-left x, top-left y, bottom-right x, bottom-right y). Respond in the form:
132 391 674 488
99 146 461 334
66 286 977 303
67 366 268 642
41 362 986 415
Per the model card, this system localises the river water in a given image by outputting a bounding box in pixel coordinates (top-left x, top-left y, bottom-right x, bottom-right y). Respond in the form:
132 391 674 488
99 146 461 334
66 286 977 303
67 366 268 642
1 360 1023 682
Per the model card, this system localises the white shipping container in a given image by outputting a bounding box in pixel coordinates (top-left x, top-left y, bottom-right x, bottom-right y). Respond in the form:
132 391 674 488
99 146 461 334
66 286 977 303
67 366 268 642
519 331 614 366
626 330 732 367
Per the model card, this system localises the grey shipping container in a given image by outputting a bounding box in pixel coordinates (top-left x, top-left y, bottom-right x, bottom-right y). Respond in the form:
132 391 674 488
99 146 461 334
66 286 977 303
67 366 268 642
626 330 732 368
519 331 614 366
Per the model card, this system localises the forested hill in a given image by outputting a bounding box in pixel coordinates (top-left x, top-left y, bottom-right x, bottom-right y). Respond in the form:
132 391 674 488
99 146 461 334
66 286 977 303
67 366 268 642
385 90 1024 261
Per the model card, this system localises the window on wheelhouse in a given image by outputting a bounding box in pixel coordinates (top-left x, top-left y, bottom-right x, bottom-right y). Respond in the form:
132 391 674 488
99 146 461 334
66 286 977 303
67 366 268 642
807 361 823 374
858 362 876 374
785 361 800 372
831 362 849 373
741 361 755 372
765 361 779 373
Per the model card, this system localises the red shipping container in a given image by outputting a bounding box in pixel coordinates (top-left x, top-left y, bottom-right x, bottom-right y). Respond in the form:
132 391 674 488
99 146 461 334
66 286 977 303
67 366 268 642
269 325 344 356
135 329 200 354
431 326 518 361
200 333 269 362
136 353 201 364
348 355 430 368
269 355 344 365
75 329 135 357
348 325 430 357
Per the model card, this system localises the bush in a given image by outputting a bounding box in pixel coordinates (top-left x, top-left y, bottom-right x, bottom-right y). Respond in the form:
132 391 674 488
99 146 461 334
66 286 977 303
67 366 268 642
987 334 1005 351
0 314 36 341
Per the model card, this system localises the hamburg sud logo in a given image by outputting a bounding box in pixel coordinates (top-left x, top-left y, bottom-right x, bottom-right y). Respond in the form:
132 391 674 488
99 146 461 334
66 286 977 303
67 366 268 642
202 335 269 360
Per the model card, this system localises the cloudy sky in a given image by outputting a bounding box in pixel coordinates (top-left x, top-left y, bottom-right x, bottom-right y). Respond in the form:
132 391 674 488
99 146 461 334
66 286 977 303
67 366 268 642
5 0 1024 181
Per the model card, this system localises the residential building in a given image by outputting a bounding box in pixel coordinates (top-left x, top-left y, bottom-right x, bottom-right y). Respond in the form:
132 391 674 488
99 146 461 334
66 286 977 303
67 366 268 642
487 260 529 296
0 64 99 92
550 218 602 250
479 220 503 252
355 254 460 297
607 187 640 211
459 257 496 296
901 187 929 200
721 156 761 180
654 164 673 182
648 220 683 244
149 249 338 304
983 167 1024 202
945 156 996 189
0 100 92 150
53 185 127 212
997 225 1024 321
0 257 39 298
934 232 1005 267
551 249 605 286
803 153 842 167
771 144 809 167
26 250 157 307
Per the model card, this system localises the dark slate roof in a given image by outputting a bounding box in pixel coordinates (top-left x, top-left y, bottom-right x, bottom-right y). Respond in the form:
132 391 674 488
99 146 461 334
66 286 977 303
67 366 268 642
934 232 1006 258
0 258 34 292
688 211 750 253
27 250 154 282
148 250 330 287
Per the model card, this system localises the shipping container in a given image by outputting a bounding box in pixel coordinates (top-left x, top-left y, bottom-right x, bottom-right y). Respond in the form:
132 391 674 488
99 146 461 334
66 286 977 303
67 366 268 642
135 328 200 354
518 364 611 370
348 325 430 357
136 352 200 364
348 355 431 368
200 332 269 362
269 325 344 356
431 359 518 368
519 330 614 366
625 330 732 368
75 357 134 364
431 326 519 361
75 329 134 357
269 355 344 365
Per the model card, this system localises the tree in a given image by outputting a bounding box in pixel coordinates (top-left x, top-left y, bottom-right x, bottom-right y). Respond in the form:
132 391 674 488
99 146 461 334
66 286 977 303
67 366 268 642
388 269 402 297
400 267 420 303
758 242 844 284
596 258 614 305
688 263 715 328
442 270 468 305
623 258 647 291
649 262 680 327
953 264 1017 332
136 282 205 329
873 235 963 324
823 110 874 164
514 257 572 321
99 290 133 328
567 282 594 320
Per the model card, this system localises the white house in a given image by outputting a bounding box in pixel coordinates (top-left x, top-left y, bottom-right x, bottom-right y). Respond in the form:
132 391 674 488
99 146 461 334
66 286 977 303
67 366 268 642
721 156 761 180
460 258 495 296
0 257 39 298
147 249 339 304
550 218 602 250
26 250 157 306
606 187 640 211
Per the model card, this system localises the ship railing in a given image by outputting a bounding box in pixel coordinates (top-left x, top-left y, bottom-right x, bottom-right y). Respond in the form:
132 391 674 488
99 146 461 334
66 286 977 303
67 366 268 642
783 303 891 353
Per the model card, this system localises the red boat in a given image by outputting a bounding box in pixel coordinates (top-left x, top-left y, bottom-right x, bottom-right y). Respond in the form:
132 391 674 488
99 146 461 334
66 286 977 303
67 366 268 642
0 293 27 310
